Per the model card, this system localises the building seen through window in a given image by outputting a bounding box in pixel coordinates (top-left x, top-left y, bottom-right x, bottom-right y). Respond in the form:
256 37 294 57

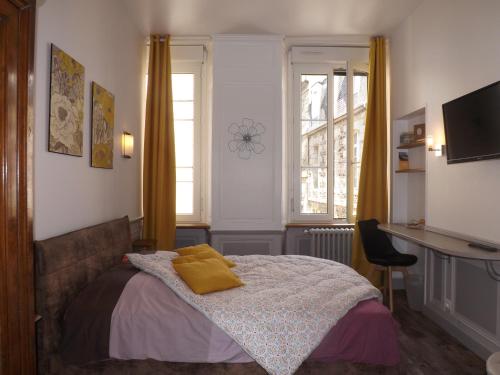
298 69 367 220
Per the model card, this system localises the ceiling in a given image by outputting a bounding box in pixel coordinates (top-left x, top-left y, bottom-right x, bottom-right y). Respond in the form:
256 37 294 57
123 0 423 37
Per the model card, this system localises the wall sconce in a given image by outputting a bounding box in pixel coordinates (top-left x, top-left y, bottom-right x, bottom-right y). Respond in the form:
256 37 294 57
426 135 445 157
122 132 134 158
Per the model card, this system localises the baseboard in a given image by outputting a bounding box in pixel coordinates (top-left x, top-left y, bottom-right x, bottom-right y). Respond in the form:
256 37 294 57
423 304 499 360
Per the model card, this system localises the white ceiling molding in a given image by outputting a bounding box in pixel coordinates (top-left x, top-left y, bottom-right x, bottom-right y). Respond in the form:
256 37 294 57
213 34 284 42
285 35 370 49
170 36 211 46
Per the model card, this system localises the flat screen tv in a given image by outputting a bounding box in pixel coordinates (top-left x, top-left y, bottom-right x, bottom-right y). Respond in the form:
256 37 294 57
442 80 500 164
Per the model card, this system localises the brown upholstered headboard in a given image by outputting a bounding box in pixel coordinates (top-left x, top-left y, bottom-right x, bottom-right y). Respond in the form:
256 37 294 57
34 216 133 374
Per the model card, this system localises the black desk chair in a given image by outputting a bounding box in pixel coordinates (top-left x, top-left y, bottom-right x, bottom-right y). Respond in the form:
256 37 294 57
358 218 418 312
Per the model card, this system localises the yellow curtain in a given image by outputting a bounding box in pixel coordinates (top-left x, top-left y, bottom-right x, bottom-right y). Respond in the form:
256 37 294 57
143 35 176 250
351 36 388 286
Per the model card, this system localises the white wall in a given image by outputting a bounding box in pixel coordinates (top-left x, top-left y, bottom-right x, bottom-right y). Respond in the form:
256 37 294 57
34 0 145 239
390 0 500 243
211 35 283 231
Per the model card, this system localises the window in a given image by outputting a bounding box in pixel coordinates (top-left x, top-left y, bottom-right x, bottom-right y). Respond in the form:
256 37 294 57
171 60 204 222
291 59 368 223
144 43 206 223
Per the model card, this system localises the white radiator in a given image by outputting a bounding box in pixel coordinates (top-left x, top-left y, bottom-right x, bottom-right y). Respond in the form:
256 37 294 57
307 228 355 266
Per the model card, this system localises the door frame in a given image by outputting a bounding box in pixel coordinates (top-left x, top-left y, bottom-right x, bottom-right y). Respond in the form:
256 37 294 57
0 0 36 373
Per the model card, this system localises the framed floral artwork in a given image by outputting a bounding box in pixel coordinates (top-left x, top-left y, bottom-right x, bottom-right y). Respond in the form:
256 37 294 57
48 44 85 156
91 82 114 169
227 118 266 160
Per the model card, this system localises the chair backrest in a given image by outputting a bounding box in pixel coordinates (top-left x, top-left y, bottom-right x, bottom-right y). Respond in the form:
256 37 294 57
357 219 397 260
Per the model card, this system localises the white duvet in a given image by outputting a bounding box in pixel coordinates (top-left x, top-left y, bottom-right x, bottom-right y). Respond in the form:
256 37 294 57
127 252 381 375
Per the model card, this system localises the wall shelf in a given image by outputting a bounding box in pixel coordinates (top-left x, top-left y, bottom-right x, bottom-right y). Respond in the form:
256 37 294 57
397 141 425 149
391 108 427 315
395 168 425 174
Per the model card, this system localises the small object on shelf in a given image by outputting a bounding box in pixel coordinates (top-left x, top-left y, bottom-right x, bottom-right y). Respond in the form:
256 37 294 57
413 124 425 142
406 219 425 230
398 152 409 170
468 242 499 252
400 132 414 145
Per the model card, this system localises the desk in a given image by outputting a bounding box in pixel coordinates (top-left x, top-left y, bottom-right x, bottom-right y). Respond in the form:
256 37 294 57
378 223 500 281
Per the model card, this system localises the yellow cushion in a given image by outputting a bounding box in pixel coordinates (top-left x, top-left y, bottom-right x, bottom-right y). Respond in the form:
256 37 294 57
172 258 244 295
171 250 215 265
176 244 236 268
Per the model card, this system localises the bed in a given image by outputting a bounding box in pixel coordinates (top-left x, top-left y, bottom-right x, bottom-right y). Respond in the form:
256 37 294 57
35 217 399 375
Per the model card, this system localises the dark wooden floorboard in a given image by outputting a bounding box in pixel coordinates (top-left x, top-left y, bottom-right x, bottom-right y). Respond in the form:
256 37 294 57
383 291 485 375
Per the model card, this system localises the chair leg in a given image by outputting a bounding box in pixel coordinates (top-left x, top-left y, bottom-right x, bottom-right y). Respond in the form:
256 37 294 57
388 266 393 312
366 264 375 281
382 267 388 305
401 267 410 289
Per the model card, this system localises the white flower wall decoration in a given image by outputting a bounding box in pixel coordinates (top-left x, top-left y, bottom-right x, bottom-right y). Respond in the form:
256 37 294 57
227 118 266 160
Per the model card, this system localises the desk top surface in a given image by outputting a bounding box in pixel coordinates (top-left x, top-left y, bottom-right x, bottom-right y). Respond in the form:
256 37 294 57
378 223 500 261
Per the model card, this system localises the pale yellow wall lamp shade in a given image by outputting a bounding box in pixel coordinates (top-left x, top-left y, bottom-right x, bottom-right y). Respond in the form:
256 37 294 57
122 131 134 158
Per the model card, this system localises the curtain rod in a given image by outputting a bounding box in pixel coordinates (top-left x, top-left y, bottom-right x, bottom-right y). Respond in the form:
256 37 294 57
146 36 167 45
145 36 211 46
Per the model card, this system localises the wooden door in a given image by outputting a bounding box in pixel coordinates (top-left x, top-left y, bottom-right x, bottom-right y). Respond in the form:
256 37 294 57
0 0 36 374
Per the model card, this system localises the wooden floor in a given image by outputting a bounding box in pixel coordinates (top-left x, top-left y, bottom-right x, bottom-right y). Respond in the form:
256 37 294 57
346 291 486 375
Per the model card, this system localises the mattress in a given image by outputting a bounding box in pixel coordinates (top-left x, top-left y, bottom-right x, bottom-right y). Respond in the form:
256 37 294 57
60 263 400 369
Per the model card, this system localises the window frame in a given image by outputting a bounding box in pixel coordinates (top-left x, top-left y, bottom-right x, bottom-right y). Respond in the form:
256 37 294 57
292 64 334 223
348 63 369 223
289 60 368 224
171 60 203 223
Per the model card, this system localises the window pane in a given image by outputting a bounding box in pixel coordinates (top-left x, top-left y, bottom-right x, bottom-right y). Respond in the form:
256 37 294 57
301 122 327 167
300 74 328 215
176 167 193 182
301 119 327 136
352 71 368 217
300 75 327 121
300 167 327 214
333 70 347 219
172 74 194 101
174 121 193 167
173 101 194 120
333 70 347 119
333 119 347 219
353 72 368 109
171 70 199 219
176 181 193 214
